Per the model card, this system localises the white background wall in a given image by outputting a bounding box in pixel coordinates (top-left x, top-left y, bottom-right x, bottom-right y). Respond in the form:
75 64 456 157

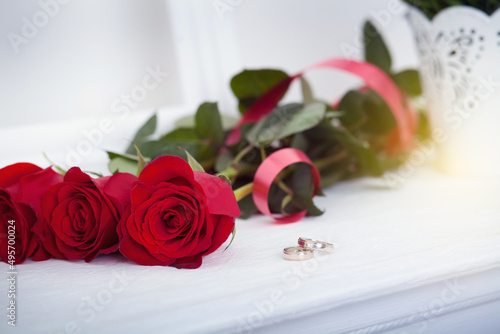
166 0 419 116
0 0 418 129
0 0 182 128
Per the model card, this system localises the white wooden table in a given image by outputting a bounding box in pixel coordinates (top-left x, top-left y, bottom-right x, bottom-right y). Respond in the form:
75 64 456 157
1 110 499 334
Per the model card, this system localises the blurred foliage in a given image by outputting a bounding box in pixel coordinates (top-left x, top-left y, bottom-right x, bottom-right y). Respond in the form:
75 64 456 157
403 0 500 19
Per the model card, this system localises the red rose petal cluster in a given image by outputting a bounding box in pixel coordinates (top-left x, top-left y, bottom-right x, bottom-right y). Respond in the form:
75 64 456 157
33 167 137 262
0 156 240 269
118 156 240 269
0 163 63 264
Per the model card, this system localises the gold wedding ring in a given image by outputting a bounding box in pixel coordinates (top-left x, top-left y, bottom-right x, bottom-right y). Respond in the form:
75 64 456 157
298 237 334 253
283 246 314 261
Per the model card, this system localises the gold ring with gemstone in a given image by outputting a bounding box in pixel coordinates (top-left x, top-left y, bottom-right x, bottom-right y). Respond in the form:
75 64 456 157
298 237 334 253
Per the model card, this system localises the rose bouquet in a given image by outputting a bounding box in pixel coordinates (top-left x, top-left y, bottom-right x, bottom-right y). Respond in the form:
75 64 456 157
108 21 428 220
1 21 428 268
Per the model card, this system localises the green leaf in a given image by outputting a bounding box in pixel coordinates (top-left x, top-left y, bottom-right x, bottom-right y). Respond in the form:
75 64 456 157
363 21 392 74
325 111 344 119
246 102 326 147
175 114 239 131
303 121 337 143
392 69 422 96
108 157 136 175
106 151 151 175
215 151 234 173
108 157 138 175
230 69 289 114
278 102 326 140
140 140 215 169
361 91 397 135
237 195 258 219
246 103 301 146
107 151 142 161
338 90 365 129
337 89 397 135
150 127 209 161
179 147 205 172
287 163 323 216
290 132 309 152
319 162 349 188
162 128 200 141
267 182 287 215
126 113 157 154
174 115 197 129
300 76 314 104
195 102 224 145
331 127 384 176
294 195 324 216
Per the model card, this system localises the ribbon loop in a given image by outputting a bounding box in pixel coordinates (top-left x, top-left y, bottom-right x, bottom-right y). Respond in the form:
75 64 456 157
252 148 320 223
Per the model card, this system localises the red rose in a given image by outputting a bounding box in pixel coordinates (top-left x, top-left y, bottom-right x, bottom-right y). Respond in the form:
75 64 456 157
118 156 240 269
33 167 137 262
0 163 63 264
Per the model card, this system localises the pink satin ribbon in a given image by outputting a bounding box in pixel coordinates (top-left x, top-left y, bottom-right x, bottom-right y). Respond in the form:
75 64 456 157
252 148 321 223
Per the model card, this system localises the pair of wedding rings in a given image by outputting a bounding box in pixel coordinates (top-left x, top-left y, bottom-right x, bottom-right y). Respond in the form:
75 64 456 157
283 237 334 261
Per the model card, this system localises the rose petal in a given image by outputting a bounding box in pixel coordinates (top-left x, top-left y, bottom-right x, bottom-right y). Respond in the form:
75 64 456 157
171 255 203 269
139 156 194 185
17 167 63 214
194 172 240 218
33 169 128 262
64 167 93 184
204 215 235 256
0 163 42 189
103 172 137 215
119 219 175 266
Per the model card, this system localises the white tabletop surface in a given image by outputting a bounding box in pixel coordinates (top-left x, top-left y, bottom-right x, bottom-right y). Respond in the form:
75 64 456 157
1 110 500 334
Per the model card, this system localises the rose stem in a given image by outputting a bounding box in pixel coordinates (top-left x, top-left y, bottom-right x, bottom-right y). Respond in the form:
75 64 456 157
233 182 253 201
